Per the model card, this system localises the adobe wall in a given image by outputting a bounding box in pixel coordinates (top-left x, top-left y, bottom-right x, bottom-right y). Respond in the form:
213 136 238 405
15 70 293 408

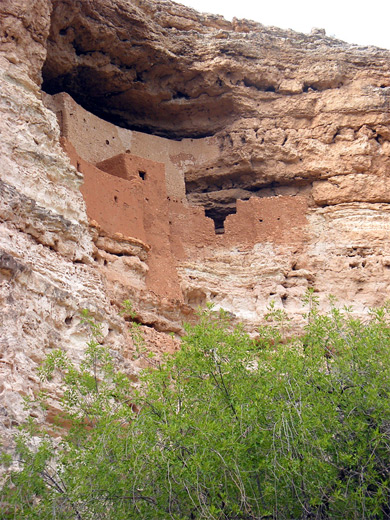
167 195 307 259
224 197 307 246
62 116 307 310
43 92 220 202
62 140 182 300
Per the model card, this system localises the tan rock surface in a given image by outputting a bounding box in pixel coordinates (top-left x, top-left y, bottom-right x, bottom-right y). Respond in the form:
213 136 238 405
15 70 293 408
0 0 51 84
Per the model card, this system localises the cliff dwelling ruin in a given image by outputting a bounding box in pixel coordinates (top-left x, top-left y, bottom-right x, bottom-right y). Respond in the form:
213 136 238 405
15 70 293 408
43 91 308 308
2 0 390 447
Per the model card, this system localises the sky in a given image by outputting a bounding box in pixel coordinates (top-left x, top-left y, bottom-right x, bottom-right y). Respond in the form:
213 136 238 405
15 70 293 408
177 0 390 50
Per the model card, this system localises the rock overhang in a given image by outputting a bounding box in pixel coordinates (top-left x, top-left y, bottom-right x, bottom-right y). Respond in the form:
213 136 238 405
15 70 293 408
40 0 390 141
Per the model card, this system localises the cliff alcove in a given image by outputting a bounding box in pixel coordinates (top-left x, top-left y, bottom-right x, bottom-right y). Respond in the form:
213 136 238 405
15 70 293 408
42 0 236 139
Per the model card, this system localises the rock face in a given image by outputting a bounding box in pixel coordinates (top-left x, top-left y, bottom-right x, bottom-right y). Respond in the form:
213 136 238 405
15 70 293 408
1 0 390 439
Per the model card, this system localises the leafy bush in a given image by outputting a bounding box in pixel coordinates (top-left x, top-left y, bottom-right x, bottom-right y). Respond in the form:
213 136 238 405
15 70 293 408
2 296 390 519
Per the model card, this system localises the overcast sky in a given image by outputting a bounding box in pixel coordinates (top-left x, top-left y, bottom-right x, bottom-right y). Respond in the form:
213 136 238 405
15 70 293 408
177 0 390 50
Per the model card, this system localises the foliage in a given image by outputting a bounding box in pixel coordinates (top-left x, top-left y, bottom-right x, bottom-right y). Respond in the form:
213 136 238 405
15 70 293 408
2 296 390 519
120 299 147 359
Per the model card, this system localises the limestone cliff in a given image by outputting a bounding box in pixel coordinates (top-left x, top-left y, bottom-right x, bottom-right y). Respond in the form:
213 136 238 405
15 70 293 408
1 0 390 440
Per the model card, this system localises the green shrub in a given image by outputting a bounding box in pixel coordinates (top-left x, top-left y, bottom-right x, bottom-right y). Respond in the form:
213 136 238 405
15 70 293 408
2 296 390 519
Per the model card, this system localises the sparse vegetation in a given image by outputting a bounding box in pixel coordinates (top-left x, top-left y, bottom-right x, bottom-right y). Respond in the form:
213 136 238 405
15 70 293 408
2 293 390 519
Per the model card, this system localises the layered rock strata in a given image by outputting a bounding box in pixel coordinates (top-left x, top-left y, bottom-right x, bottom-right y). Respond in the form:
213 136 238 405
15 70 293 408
1 0 390 441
